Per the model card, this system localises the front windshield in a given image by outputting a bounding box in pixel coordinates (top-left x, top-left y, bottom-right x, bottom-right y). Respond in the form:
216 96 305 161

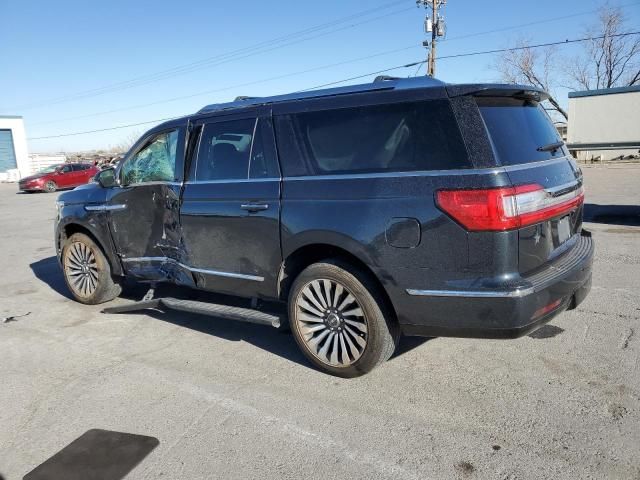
39 165 60 173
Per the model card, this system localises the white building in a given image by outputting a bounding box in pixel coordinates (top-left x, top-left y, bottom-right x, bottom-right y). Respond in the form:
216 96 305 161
0 115 29 181
567 86 640 161
28 153 68 174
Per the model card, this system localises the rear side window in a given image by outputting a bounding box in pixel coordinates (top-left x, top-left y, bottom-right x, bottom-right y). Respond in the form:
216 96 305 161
274 99 470 176
196 118 255 181
477 97 565 166
195 117 278 181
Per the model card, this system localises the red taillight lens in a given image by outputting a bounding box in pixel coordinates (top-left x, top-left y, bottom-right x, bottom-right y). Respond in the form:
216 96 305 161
436 184 584 231
531 298 562 320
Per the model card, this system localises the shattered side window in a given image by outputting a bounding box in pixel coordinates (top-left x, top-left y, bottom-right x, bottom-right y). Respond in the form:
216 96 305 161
121 130 178 185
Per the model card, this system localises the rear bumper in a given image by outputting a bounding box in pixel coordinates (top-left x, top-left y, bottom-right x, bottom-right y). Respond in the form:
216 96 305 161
398 230 594 338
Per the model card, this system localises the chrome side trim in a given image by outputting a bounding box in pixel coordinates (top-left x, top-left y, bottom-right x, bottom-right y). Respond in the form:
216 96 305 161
84 204 127 212
123 256 167 262
497 157 571 172
546 180 580 195
282 157 571 181
121 181 182 187
183 177 279 185
187 265 264 281
121 256 264 282
406 287 534 298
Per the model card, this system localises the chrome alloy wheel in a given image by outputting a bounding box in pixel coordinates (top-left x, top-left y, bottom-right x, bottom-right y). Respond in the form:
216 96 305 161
64 241 99 298
294 279 368 366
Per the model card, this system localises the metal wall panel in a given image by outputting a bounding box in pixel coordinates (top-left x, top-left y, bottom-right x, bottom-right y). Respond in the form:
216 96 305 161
0 129 18 171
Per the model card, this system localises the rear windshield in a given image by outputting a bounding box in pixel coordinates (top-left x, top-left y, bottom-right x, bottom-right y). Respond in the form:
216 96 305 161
274 99 470 176
477 97 565 166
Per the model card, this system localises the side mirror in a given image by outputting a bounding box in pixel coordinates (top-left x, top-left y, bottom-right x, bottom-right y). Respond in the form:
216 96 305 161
96 168 117 188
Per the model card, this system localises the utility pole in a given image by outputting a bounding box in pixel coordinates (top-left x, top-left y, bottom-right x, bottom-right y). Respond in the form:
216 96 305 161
416 0 446 77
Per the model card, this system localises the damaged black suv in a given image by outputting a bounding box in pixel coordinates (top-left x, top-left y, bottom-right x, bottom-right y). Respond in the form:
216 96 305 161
55 76 593 377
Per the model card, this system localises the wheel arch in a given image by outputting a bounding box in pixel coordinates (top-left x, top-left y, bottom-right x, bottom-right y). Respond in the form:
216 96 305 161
59 221 123 276
278 243 398 324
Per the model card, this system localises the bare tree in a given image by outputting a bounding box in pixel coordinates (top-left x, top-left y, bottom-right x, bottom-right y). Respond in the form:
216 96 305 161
494 40 568 119
566 5 640 89
110 129 142 154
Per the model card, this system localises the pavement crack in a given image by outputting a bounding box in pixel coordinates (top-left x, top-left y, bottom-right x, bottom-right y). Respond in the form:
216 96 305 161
620 328 635 349
577 308 640 321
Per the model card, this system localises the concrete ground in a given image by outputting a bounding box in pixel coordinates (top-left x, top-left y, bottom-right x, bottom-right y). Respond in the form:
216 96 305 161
1 166 639 480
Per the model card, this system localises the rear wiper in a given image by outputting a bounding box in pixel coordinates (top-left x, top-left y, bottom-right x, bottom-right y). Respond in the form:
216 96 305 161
536 141 564 153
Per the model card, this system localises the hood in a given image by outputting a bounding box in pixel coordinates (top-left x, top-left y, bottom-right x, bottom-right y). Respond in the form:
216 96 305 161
20 173 49 182
57 181 106 205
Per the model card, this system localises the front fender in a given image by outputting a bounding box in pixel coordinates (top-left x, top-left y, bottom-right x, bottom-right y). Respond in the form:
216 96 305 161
56 203 123 276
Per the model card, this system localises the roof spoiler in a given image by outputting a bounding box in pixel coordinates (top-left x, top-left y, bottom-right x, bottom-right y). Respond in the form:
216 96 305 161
446 84 550 102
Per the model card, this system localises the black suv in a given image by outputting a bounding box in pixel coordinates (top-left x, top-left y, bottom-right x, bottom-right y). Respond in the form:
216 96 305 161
55 76 593 377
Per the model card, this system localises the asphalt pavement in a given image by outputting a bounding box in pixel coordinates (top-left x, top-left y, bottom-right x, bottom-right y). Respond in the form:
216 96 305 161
1 165 639 479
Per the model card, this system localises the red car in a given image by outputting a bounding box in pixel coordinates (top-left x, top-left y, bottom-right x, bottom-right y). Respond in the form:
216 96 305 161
19 163 101 193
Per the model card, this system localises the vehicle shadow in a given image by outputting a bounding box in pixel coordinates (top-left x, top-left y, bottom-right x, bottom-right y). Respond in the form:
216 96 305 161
142 306 431 371
29 258 432 370
145 308 313 369
29 256 74 300
583 203 640 226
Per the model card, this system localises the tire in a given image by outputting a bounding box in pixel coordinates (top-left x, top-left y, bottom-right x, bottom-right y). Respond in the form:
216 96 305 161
288 259 399 377
61 232 122 305
45 180 57 192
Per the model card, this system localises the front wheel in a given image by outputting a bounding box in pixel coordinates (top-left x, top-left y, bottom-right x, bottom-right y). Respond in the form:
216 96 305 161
45 180 57 192
61 232 122 304
288 260 399 377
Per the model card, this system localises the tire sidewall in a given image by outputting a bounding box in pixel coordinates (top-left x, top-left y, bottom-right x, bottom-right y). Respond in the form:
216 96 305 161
288 260 396 377
45 181 57 192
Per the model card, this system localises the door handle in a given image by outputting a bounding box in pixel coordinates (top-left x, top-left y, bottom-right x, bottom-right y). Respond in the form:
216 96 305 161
241 203 269 212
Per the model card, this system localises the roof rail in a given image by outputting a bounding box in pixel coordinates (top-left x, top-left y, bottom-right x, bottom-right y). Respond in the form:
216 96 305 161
197 76 446 114
373 75 401 83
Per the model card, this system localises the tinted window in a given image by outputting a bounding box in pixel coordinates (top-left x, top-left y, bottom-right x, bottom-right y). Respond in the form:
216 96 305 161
249 119 279 179
274 100 469 176
121 130 179 185
477 97 565 165
60 164 73 173
196 118 255 181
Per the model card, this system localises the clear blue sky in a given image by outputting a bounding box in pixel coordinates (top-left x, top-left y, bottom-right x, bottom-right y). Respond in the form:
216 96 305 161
1 0 638 152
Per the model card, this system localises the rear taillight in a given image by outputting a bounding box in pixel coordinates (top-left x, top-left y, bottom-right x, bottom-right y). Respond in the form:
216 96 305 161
436 184 584 231
531 298 562 320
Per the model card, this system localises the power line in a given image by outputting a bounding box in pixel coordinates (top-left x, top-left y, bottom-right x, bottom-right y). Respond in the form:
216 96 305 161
6 1 412 111
30 45 421 126
28 117 182 140
437 30 640 61
443 0 640 43
305 30 640 90
27 30 640 141
26 0 640 126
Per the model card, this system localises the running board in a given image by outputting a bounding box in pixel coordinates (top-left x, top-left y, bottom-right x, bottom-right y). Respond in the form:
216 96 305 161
102 297 282 328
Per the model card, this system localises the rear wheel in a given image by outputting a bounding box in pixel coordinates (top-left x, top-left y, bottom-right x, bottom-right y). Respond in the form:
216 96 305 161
45 180 57 192
288 260 399 377
62 233 121 304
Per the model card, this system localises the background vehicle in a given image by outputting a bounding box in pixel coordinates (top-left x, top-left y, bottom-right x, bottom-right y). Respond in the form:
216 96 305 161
54 77 593 377
19 163 100 192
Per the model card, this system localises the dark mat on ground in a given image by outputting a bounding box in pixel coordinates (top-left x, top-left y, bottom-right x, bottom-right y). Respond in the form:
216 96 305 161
24 429 159 480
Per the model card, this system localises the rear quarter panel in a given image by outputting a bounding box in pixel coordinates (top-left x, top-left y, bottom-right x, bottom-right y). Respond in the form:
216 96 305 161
280 170 516 323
